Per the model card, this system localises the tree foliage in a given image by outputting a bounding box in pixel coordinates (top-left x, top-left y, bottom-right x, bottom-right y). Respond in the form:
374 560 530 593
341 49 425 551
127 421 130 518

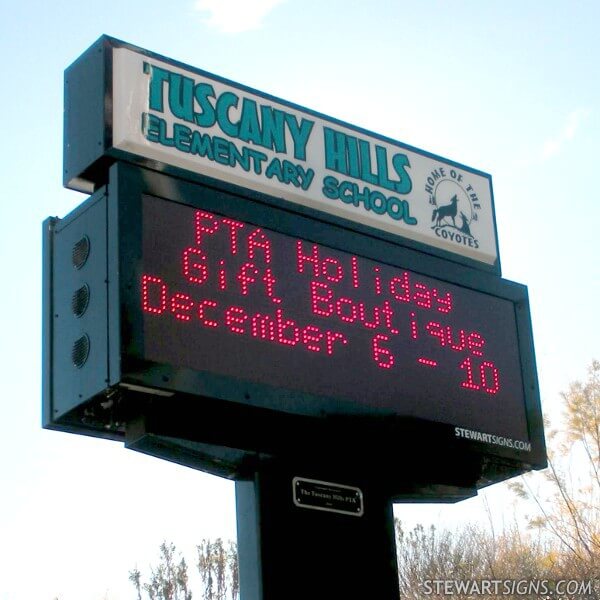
129 542 192 600
131 539 238 600
395 520 562 599
197 538 238 600
510 359 600 578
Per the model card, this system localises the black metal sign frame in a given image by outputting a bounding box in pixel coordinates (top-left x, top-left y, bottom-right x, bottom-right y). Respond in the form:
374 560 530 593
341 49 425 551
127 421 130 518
43 162 545 498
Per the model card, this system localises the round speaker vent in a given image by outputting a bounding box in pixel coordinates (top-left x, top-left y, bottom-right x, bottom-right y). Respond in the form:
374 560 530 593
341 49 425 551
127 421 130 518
71 284 90 318
72 235 90 269
72 334 90 368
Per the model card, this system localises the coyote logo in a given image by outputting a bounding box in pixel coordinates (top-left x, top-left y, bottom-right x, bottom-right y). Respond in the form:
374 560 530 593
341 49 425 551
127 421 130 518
424 168 481 250
431 195 458 227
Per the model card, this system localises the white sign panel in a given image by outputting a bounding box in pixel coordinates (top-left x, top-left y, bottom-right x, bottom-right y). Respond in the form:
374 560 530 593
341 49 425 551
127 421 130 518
112 47 498 266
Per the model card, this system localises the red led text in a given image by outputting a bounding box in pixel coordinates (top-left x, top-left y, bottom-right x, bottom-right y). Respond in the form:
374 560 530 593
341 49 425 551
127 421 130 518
141 207 504 397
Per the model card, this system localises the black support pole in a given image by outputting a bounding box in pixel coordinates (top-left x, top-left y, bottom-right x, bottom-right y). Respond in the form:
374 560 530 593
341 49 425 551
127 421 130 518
236 460 399 600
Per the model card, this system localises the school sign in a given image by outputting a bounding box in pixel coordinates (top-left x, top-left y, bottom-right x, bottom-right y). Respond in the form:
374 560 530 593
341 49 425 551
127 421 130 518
65 36 499 271
50 36 544 600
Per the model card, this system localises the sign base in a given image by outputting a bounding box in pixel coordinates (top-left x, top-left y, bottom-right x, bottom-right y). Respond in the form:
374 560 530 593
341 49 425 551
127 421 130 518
236 461 399 600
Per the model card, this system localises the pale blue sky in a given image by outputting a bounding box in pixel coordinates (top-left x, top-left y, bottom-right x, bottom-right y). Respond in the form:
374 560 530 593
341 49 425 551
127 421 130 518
0 2 599 599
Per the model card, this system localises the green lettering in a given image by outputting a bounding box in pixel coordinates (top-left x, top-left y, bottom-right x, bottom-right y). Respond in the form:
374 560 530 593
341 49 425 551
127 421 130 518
370 191 387 215
265 157 284 182
402 200 417 225
213 136 231 164
297 165 315 191
145 63 169 113
238 98 262 145
285 114 313 160
322 175 340 200
194 83 216 127
168 73 195 123
216 92 240 137
346 135 360 179
375 146 394 191
142 112 161 142
247 149 268 175
229 142 250 172
339 181 356 205
353 184 372 209
190 130 214 159
359 140 378 185
392 153 412 194
260 106 286 154
324 127 347 173
386 197 404 221
158 117 174 147
173 123 191 153
283 160 298 185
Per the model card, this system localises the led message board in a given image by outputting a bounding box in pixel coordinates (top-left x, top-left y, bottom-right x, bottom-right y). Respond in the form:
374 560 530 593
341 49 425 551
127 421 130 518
141 196 528 446
43 164 544 488
63 36 500 273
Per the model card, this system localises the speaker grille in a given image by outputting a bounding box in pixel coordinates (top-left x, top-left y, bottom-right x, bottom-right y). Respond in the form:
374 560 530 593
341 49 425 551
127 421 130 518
71 284 90 318
72 235 90 269
72 334 90 368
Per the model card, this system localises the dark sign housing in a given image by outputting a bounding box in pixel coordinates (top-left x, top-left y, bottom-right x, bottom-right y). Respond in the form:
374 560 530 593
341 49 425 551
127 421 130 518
43 163 545 500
